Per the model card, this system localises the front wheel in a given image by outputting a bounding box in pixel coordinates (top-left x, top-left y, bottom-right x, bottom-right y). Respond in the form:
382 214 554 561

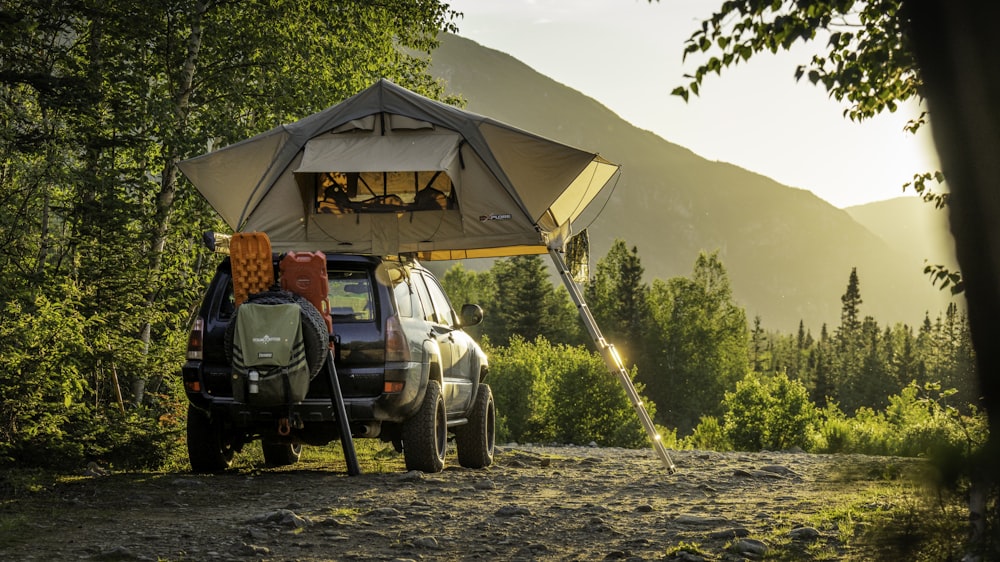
402 380 447 473
186 405 235 473
455 384 495 468
262 441 302 467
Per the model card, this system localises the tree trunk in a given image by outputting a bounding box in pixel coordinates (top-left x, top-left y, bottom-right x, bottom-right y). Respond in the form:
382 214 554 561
134 2 207 405
903 0 1000 554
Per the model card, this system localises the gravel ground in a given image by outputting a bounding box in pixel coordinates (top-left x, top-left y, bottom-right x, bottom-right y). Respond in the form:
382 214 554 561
0 444 928 561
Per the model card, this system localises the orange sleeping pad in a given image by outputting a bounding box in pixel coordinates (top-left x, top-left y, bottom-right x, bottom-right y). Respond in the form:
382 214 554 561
280 250 333 335
229 232 275 307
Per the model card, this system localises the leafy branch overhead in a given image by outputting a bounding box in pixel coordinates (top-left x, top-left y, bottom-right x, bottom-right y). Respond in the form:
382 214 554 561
670 0 921 124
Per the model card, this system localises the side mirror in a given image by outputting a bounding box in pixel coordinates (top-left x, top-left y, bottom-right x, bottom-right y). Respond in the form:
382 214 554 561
203 231 232 254
459 304 484 327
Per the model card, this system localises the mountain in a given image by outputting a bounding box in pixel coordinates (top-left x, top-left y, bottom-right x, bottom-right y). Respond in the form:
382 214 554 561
846 197 958 273
428 34 957 332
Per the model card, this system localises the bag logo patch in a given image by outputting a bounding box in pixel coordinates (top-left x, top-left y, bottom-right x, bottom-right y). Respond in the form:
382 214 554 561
252 334 282 344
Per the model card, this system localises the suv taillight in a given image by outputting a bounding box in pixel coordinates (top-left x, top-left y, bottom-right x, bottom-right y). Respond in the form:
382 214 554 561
385 315 410 362
187 317 204 360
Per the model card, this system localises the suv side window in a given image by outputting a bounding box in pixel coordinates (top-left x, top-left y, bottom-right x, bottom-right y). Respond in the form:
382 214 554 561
422 273 458 328
411 272 436 323
392 276 414 318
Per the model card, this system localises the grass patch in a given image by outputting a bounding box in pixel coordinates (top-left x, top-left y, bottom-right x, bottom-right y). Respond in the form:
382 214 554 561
755 462 968 561
0 514 29 547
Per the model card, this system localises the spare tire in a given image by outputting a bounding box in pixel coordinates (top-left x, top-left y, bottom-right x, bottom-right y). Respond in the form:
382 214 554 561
225 290 329 378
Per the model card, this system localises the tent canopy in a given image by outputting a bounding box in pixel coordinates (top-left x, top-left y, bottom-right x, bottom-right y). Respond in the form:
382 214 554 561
178 79 620 258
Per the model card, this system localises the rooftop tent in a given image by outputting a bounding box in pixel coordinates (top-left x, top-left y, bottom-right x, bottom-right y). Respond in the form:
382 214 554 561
177 79 621 257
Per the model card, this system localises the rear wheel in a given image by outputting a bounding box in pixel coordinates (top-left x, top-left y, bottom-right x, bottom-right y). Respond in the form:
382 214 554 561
186 405 235 473
262 441 302 467
402 380 447 473
455 383 496 468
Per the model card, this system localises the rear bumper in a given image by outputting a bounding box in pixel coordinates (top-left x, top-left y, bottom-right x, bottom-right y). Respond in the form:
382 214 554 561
182 358 426 425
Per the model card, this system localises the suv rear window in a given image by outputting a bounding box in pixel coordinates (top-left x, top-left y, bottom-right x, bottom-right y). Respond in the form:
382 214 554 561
329 270 373 322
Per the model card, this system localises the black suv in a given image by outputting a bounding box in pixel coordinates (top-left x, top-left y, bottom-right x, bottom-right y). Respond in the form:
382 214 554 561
182 253 494 473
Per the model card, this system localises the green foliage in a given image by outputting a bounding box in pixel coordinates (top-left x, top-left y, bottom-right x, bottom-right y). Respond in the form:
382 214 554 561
684 416 731 451
815 382 986 458
485 336 650 448
548 345 652 448
642 251 749 434
478 256 582 346
0 0 459 470
585 238 649 352
674 0 919 124
483 336 554 443
722 371 820 451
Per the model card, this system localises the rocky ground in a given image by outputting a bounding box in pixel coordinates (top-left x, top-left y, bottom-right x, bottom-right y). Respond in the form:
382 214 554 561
0 444 932 561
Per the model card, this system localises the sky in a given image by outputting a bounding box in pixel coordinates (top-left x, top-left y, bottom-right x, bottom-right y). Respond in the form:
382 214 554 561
446 0 941 209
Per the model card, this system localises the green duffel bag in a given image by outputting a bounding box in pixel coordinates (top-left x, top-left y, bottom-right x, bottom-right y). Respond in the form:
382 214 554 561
231 301 310 406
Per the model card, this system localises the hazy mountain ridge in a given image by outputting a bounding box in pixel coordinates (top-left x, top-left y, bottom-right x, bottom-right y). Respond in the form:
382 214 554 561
429 34 957 331
846 197 958 273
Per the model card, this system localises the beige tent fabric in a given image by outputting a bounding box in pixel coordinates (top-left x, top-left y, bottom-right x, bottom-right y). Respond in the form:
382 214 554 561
178 79 620 258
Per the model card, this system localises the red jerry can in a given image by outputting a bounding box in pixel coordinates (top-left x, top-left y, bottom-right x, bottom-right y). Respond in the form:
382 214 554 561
280 250 332 335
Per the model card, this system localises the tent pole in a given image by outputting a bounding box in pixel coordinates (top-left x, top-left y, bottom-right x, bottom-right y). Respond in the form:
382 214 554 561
549 248 676 474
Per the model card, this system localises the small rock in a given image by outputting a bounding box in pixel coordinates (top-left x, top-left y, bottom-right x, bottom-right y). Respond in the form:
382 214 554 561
733 468 754 478
709 527 750 539
398 470 423 482
758 465 798 477
675 514 728 526
365 507 404 518
732 538 768 557
635 504 654 513
473 478 496 490
589 441 599 447
495 505 531 517
240 543 270 556
246 527 268 540
412 536 440 549
674 552 706 562
788 526 821 541
603 550 628 559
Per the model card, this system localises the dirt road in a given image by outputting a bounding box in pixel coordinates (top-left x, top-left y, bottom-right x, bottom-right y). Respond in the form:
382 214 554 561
0 445 927 561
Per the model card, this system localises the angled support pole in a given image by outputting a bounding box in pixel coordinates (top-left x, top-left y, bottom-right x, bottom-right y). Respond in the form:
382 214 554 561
549 248 676 474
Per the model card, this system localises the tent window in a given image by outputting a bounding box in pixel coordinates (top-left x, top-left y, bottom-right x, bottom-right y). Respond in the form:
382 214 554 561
315 171 455 214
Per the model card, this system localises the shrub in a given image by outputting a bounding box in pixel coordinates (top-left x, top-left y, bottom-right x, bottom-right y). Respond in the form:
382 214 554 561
722 371 820 451
814 382 986 458
486 336 654 448
684 416 731 451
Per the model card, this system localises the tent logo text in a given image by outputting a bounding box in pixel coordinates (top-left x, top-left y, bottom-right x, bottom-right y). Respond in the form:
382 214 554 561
480 213 512 222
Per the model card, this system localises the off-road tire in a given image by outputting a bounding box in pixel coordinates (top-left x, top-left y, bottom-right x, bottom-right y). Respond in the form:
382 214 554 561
187 404 235 473
455 383 495 468
402 379 447 473
261 441 303 467
224 290 329 378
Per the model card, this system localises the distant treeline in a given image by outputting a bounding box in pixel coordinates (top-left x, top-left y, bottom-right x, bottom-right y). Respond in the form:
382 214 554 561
441 240 984 457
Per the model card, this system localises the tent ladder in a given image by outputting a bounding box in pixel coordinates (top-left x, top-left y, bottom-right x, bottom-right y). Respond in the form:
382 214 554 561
549 248 676 474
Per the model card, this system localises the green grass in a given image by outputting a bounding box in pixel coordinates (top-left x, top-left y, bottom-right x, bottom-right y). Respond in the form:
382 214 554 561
748 458 969 561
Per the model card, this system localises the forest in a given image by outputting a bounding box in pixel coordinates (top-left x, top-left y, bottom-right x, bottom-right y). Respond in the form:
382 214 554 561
0 2 984 473
440 240 984 459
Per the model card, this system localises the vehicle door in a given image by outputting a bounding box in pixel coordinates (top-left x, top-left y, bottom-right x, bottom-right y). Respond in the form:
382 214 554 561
414 272 475 414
